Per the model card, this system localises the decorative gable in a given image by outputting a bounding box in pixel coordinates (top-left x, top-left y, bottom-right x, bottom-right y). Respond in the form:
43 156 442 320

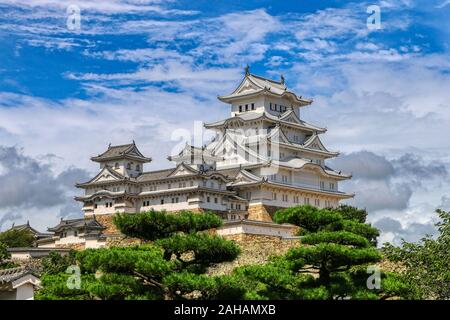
280 110 301 124
236 78 260 94
168 163 198 177
303 135 329 152
90 167 123 183
232 170 262 184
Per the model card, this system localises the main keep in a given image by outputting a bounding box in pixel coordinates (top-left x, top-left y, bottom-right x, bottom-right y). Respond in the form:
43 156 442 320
38 69 353 249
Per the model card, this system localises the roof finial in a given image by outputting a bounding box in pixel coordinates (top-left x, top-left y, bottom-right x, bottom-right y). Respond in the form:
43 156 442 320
12 222 15 227
27 220 30 226
132 139 135 145
108 142 111 149
280 74 285 84
244 65 250 75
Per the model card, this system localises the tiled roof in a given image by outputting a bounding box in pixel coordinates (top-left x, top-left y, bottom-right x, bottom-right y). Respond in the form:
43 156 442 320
136 168 177 182
47 218 105 232
204 111 325 132
0 267 31 284
91 142 151 162
94 143 134 158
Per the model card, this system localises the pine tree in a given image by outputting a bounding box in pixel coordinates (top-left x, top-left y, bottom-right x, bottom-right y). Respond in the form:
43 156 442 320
37 210 242 300
233 205 408 299
382 209 450 299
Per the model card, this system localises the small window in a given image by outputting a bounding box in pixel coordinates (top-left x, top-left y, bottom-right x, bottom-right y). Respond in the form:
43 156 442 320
168 183 171 189
239 105 242 112
94 204 98 209
251 103 255 110
207 196 210 203
74 231 78 237
136 164 140 171
161 199 164 205
115 162 119 169
231 203 234 209
245 104 248 111
126 163 131 170
214 197 218 204
272 192 277 200
190 181 194 187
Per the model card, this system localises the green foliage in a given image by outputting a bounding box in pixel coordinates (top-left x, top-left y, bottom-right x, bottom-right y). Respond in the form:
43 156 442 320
334 205 368 223
37 210 241 300
382 209 450 299
0 240 20 270
0 241 9 262
273 205 341 233
244 205 405 299
36 273 94 300
0 229 35 247
41 251 77 275
113 210 222 241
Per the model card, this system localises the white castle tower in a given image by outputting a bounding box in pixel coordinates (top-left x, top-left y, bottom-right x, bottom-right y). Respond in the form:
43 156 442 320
203 67 353 221
37 68 353 249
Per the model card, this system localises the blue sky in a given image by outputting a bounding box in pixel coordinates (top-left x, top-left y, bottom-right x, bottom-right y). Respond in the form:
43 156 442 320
0 0 450 244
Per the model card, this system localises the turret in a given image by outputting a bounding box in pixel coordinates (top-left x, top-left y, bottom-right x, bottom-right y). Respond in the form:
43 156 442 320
90 141 151 178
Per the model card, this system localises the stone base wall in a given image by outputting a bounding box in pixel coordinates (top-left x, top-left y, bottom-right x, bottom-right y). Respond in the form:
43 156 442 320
95 214 120 234
247 204 282 222
55 243 85 250
105 235 143 247
208 233 300 276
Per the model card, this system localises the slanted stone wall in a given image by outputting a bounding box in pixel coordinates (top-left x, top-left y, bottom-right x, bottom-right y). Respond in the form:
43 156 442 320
208 233 300 276
95 214 120 235
247 204 282 222
55 243 85 251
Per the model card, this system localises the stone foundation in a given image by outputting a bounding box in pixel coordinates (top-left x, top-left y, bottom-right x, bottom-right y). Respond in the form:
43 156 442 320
247 204 282 222
55 243 85 251
208 233 300 276
105 235 144 247
95 214 120 235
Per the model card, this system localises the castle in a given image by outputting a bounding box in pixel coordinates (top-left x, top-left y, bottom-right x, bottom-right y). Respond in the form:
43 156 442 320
36 68 353 249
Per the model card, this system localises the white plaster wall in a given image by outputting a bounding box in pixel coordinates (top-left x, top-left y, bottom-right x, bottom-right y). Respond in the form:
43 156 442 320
217 223 295 238
15 283 35 300
231 96 265 116
10 252 31 260
85 238 106 249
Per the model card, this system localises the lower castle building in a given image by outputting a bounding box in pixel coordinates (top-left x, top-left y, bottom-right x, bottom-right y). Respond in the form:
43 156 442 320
37 69 353 249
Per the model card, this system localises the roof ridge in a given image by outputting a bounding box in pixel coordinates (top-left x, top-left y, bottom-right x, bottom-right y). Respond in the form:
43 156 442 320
108 142 135 149
140 167 175 175
249 73 284 85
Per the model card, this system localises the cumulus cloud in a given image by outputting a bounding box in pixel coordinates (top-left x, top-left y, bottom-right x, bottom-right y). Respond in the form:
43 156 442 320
374 217 437 244
0 145 89 231
0 0 449 246
330 150 449 244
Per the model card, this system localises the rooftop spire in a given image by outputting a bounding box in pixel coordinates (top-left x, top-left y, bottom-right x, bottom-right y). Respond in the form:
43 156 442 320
244 65 250 75
280 74 285 84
